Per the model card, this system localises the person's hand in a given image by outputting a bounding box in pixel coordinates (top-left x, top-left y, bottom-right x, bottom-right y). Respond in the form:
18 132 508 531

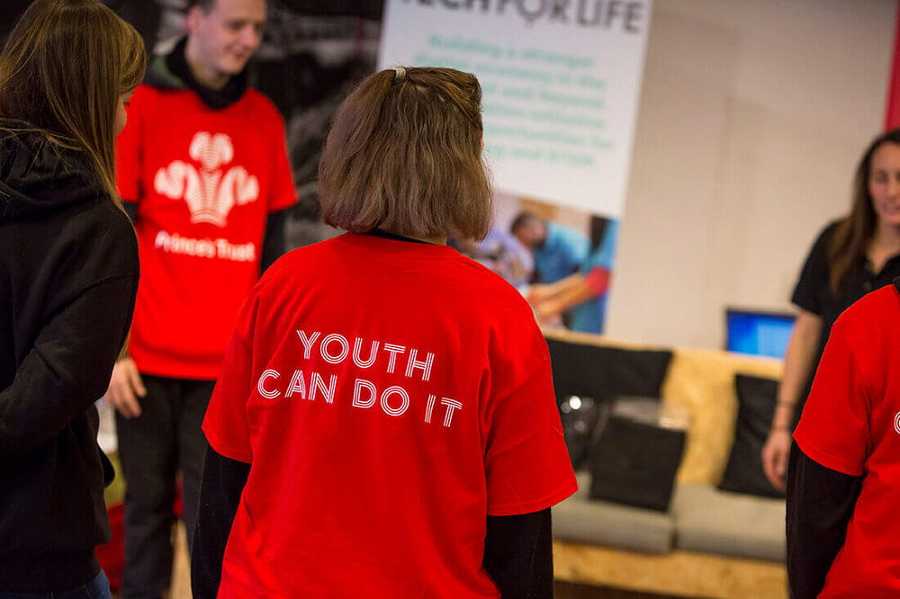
527 284 553 305
761 428 792 491
533 300 564 326
106 357 146 418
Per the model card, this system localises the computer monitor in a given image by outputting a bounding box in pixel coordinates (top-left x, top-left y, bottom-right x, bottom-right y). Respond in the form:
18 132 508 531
725 308 795 359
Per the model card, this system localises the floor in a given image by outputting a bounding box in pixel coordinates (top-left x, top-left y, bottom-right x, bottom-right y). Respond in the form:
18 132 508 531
554 581 700 599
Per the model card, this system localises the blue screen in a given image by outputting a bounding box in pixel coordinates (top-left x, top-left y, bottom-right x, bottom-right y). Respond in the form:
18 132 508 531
726 311 794 359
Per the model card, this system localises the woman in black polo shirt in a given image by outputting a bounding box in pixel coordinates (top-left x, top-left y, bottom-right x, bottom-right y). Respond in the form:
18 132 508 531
762 128 900 490
758 129 900 597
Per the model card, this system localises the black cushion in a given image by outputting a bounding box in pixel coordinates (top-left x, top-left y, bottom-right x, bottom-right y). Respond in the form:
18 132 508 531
547 339 673 401
588 411 687 512
718 374 784 498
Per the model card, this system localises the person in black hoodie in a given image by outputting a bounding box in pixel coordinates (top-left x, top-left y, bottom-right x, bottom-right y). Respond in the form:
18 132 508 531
0 1 146 597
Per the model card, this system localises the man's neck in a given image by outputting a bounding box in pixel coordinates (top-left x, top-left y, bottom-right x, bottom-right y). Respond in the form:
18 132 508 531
185 37 228 91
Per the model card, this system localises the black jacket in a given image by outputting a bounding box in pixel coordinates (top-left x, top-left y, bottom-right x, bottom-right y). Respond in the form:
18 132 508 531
0 126 139 592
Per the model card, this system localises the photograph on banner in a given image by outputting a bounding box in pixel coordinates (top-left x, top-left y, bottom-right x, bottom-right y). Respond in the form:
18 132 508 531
379 0 649 335
453 192 618 335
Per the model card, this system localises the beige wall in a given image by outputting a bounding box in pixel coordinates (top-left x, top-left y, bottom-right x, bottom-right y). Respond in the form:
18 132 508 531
606 0 897 349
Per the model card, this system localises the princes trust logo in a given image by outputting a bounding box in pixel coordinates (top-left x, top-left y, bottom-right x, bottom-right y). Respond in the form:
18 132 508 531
154 132 259 227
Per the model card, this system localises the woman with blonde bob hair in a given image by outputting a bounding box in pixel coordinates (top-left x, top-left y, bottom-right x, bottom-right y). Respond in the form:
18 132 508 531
318 66 493 240
0 1 145 597
193 67 576 598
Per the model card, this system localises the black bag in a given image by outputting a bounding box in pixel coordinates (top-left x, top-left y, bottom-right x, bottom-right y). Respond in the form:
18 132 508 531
558 395 610 471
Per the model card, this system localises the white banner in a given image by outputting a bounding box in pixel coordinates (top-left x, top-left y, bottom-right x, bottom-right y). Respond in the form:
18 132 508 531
378 0 652 218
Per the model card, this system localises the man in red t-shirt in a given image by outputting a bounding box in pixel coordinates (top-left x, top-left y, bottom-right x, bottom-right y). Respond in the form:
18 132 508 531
788 279 900 598
105 0 296 596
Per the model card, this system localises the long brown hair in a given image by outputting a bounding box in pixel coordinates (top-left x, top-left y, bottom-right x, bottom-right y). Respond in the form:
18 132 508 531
0 0 146 199
827 128 900 292
318 67 493 240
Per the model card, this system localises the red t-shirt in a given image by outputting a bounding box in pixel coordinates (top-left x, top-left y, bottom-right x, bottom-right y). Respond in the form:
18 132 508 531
794 284 900 598
203 233 577 598
116 85 296 379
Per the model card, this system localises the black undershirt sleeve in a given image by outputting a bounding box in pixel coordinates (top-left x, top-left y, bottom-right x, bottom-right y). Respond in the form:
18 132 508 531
261 209 290 273
190 446 250 599
483 509 554 599
786 443 862 599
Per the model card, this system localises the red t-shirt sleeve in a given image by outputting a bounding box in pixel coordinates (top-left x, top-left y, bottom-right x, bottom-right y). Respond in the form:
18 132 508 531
266 111 297 213
584 267 610 296
794 317 871 477
483 313 577 516
115 88 145 204
202 294 261 463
